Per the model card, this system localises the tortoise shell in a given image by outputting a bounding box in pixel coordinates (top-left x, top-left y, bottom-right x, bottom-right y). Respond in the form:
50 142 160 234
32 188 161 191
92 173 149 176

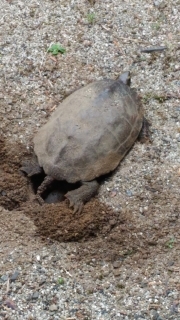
33 74 143 183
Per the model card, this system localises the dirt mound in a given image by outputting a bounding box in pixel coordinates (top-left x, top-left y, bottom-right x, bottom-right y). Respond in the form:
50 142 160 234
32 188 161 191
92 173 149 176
22 199 123 242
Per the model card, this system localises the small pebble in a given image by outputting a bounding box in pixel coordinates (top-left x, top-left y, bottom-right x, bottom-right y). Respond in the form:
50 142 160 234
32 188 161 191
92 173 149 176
103 282 110 289
113 269 121 277
10 271 19 282
110 191 117 197
140 282 148 288
49 304 58 311
109 219 117 226
126 190 133 197
32 291 39 300
1 275 8 282
15 282 22 288
113 261 122 268
83 40 92 47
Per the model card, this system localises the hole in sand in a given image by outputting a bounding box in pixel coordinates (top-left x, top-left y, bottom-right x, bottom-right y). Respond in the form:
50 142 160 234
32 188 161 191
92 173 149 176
0 139 124 243
29 172 81 204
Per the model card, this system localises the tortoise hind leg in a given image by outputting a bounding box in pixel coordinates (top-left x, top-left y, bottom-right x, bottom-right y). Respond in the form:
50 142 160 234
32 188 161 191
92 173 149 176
65 180 99 214
138 117 151 143
36 176 55 204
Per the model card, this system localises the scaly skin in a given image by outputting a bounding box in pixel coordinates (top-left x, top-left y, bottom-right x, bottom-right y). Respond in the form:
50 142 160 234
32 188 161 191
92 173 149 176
65 180 99 214
138 117 151 143
20 158 43 177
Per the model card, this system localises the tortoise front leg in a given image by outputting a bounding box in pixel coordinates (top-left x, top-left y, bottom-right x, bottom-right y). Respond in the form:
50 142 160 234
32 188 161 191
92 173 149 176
65 180 99 214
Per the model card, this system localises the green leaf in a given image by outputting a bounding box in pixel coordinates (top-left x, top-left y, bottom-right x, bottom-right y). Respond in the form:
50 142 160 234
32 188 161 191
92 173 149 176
58 277 65 285
165 237 175 249
48 44 66 55
87 13 96 24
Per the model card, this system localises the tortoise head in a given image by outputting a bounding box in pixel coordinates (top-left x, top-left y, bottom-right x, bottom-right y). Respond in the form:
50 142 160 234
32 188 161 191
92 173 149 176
118 71 131 86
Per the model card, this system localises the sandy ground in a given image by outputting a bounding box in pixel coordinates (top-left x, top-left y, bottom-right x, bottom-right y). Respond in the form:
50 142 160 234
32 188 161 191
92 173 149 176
0 0 180 319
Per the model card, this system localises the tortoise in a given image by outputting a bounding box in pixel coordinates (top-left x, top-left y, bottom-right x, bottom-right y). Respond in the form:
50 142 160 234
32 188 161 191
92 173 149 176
21 72 148 213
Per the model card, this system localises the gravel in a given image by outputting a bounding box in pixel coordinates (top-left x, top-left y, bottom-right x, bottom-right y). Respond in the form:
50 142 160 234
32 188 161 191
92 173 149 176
0 0 180 319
